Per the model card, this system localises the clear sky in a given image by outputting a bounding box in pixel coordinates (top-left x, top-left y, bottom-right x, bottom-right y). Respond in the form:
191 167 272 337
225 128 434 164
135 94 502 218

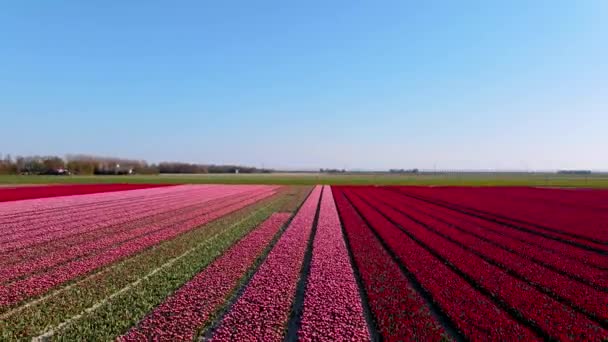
1 1 606 171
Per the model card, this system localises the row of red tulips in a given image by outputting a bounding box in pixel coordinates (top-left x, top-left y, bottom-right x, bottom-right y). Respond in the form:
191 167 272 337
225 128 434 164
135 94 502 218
357 188 607 341
298 186 369 341
0 187 277 307
396 186 608 245
0 189 274 284
120 212 291 341
340 187 538 340
208 186 322 341
332 188 446 341
378 188 607 286
369 189 608 326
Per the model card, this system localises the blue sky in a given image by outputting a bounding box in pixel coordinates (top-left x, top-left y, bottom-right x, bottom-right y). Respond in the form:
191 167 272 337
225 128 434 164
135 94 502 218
1 1 606 170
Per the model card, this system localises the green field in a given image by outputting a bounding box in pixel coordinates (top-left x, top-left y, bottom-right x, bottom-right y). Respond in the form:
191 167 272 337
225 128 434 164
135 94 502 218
1 172 607 188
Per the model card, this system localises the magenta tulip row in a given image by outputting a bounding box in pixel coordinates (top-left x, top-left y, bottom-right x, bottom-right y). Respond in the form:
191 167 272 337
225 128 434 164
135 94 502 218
0 187 277 307
208 185 323 341
0 190 274 284
332 188 446 341
120 212 291 341
297 186 369 341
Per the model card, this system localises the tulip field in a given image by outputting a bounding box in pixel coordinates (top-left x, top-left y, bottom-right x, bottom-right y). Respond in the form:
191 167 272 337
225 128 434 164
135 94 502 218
0 183 606 341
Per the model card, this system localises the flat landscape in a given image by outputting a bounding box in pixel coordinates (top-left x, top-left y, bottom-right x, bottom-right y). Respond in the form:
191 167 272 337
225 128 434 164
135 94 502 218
0 182 606 341
1 172 608 187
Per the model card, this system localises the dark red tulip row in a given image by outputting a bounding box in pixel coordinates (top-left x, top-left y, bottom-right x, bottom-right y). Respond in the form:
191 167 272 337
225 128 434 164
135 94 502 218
373 188 608 291
0 183 172 203
0 189 274 284
332 188 446 341
396 186 608 245
349 187 607 341
0 187 278 307
297 186 369 341
119 212 291 341
339 187 538 341
209 186 323 341
376 188 607 285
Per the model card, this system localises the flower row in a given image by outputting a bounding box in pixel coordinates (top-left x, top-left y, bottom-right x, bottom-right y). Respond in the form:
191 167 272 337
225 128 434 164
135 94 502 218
340 187 537 340
380 188 607 285
120 212 290 341
359 188 607 341
332 188 446 341
0 186 259 246
298 186 369 341
0 188 277 307
208 185 323 341
0 183 171 203
0 190 273 284
396 186 608 246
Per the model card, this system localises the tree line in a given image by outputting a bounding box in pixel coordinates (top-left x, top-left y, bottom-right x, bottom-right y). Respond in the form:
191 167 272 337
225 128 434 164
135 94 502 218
0 154 271 175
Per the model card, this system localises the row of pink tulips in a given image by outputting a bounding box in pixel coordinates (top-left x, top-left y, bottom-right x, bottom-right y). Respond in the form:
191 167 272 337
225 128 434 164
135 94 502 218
120 213 291 341
0 184 186 216
0 190 274 284
0 186 260 247
0 197 213 267
0 188 277 307
297 186 369 341
209 186 322 341
0 188 268 266
0 186 207 229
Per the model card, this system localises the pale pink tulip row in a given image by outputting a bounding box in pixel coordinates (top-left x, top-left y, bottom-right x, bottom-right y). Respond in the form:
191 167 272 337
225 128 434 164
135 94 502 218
0 187 278 307
0 197 216 267
0 188 264 260
120 212 291 341
298 186 370 341
0 185 188 216
0 189 275 284
0 186 258 246
209 185 323 342
0 189 264 268
0 186 208 228
0 187 206 235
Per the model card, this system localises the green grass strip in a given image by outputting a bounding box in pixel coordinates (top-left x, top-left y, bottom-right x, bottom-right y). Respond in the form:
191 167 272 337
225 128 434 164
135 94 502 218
1 173 608 188
1 186 311 341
